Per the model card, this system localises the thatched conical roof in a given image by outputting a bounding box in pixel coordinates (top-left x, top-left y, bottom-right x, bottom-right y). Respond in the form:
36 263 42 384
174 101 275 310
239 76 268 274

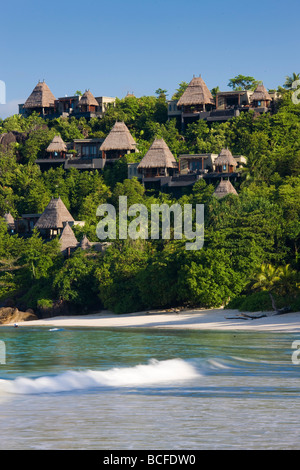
46 135 67 153
214 148 237 167
250 83 272 102
59 222 78 252
100 121 137 151
23 81 56 109
79 90 99 107
213 179 238 198
137 138 178 169
3 212 15 227
35 197 74 229
80 234 92 250
177 75 214 107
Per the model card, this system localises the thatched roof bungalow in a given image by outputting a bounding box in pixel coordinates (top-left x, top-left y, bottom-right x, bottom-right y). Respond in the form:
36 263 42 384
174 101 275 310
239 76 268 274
3 212 15 232
80 235 92 250
214 148 237 173
46 135 67 159
35 197 75 237
78 90 99 113
138 138 178 178
177 75 215 113
59 222 79 255
23 81 56 116
213 179 238 198
100 121 137 160
250 83 272 108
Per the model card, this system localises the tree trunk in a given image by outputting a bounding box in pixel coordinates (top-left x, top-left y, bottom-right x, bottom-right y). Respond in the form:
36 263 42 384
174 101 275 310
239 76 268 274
269 291 277 311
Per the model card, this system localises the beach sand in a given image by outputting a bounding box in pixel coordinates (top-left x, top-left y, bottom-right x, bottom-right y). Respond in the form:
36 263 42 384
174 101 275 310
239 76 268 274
13 307 300 332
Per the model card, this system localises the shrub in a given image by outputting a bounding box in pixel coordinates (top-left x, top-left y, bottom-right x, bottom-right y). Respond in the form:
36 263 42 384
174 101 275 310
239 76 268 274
37 298 54 309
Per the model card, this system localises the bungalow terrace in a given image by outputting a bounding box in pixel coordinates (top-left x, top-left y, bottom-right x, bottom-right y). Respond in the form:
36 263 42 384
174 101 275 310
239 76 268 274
35 135 106 171
178 149 245 176
65 138 105 170
55 94 115 118
178 154 217 174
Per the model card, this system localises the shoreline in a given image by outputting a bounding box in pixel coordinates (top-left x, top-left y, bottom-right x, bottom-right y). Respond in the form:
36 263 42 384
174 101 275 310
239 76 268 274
10 307 300 333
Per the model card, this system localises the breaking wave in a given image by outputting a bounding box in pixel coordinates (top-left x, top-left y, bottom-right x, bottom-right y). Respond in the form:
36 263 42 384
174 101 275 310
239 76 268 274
0 359 200 395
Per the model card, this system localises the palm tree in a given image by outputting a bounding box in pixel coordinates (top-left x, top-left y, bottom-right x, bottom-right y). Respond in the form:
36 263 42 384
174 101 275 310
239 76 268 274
251 264 282 311
283 73 300 89
250 263 299 312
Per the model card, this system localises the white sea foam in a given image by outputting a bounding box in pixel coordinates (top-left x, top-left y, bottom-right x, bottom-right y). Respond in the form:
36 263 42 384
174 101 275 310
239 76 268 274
207 359 231 370
0 359 200 395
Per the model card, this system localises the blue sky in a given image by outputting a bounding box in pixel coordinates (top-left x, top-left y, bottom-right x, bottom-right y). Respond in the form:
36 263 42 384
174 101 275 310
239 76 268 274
1 0 299 118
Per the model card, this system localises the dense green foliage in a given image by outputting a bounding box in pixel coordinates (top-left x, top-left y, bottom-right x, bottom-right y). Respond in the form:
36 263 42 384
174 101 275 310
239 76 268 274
0 81 299 315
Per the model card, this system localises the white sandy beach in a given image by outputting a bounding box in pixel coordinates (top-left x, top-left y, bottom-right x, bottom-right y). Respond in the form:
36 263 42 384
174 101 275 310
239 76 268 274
14 307 300 332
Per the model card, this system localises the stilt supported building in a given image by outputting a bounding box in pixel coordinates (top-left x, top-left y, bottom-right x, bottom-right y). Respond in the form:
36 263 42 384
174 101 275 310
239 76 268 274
77 90 100 114
100 121 137 162
177 75 215 129
34 197 75 238
20 81 57 117
46 135 67 159
137 138 178 188
213 148 238 174
250 83 272 111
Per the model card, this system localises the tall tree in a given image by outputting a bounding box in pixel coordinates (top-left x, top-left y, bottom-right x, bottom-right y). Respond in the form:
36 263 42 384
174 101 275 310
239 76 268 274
172 82 188 100
228 75 259 91
283 73 300 89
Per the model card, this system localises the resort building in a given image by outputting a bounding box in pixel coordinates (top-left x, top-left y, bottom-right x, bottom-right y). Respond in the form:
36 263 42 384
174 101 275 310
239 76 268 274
137 138 178 188
213 179 238 198
66 138 105 170
77 90 99 114
19 81 115 120
213 148 238 174
176 75 215 128
178 153 217 174
35 135 107 171
168 75 278 125
134 144 245 196
46 135 67 159
100 121 137 162
167 100 181 127
3 213 15 234
34 197 77 238
249 83 272 110
20 81 56 118
52 94 115 119
178 149 245 176
59 222 79 256
59 224 107 257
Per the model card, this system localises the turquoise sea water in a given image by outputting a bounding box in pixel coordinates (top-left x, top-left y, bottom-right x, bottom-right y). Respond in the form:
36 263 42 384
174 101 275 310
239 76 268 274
0 326 299 450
